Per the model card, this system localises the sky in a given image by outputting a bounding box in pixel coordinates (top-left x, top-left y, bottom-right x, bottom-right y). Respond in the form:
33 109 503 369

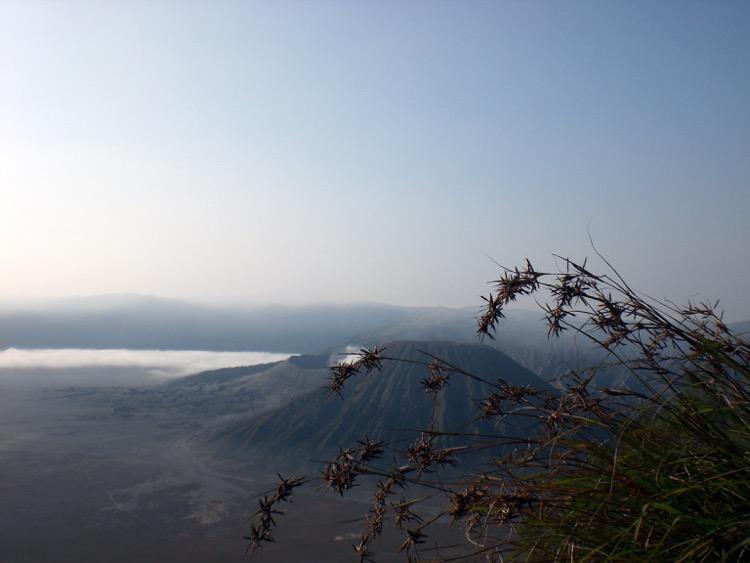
1 1 749 319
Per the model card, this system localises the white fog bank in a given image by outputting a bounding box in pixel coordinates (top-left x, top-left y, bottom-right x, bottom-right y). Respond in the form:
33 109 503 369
0 348 294 378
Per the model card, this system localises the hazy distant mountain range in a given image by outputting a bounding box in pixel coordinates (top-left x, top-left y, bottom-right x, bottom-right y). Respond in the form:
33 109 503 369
2 294 746 383
0 295 410 353
0 294 585 377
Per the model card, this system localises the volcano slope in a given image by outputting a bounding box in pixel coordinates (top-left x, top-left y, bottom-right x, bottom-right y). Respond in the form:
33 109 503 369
206 341 556 473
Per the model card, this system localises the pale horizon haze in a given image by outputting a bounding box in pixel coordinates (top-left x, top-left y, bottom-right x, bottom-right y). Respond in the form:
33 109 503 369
2 1 749 319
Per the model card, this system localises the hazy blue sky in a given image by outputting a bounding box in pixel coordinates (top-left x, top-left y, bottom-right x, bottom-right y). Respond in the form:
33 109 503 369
1 1 749 318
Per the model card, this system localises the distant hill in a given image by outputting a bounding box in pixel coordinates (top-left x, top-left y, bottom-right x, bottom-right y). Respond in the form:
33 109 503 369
204 341 555 471
0 296 410 353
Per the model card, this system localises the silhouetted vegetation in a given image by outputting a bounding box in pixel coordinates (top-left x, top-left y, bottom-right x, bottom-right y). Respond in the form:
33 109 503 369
247 255 750 561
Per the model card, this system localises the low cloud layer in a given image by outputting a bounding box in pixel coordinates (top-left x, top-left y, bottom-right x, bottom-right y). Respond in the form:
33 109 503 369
328 344 364 367
0 348 293 378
